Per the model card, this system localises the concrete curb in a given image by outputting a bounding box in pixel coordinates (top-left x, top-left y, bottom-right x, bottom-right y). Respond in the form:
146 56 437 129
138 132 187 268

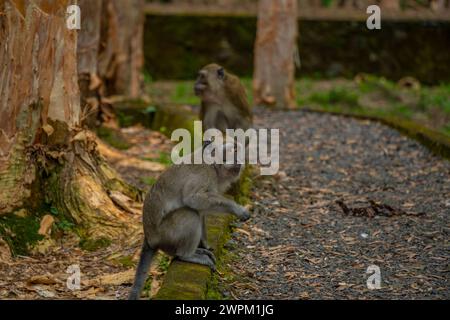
154 213 233 299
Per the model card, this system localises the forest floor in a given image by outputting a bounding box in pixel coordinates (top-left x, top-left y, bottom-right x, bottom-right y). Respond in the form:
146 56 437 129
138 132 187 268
0 126 173 300
216 108 449 299
1 82 449 299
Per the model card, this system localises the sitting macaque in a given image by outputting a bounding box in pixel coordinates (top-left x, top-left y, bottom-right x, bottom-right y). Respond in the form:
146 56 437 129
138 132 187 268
194 63 252 133
128 140 250 300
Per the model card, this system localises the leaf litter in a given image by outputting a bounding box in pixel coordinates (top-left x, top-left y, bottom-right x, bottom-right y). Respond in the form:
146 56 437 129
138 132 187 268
0 125 172 299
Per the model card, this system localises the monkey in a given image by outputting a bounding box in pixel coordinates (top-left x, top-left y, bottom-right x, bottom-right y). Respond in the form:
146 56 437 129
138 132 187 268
194 63 252 133
128 140 250 300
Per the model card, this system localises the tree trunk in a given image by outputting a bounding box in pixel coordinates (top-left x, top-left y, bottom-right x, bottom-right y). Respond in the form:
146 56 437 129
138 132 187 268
253 0 298 109
380 0 400 10
98 0 144 99
77 0 145 128
0 0 140 248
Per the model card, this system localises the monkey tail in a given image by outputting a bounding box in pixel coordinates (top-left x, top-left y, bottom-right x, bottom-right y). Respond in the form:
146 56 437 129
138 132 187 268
128 239 155 300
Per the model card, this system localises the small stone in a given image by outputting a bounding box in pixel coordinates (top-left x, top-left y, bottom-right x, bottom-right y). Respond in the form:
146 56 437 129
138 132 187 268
360 232 369 239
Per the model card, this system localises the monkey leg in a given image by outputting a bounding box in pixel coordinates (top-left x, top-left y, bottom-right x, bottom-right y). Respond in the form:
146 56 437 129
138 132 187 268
196 248 216 264
177 253 216 271
157 207 202 258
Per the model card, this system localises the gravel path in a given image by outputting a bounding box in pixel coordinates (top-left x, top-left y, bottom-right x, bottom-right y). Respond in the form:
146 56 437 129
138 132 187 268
223 109 449 299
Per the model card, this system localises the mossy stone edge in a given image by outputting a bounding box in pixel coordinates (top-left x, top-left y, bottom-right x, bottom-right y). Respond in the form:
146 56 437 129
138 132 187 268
150 104 251 300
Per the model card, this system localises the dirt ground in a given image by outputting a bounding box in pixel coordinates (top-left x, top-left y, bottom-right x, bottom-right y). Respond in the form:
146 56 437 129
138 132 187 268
1 109 449 300
0 126 172 300
219 108 449 299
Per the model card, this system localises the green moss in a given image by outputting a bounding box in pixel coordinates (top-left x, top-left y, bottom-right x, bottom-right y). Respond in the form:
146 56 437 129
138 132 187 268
48 205 75 233
116 111 135 128
381 116 450 160
114 99 156 128
230 165 254 206
151 105 198 138
116 255 135 268
79 237 112 252
0 212 44 256
171 81 199 105
158 254 171 272
310 87 359 107
96 126 131 150
205 230 236 300
140 176 157 186
206 247 238 300
143 151 172 166
154 261 211 300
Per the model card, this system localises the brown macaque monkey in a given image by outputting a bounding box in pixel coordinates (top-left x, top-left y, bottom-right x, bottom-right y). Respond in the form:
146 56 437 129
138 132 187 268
194 63 252 133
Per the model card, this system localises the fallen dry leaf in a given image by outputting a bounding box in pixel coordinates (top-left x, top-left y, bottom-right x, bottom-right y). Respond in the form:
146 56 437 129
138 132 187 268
42 124 54 136
28 274 59 285
89 269 135 287
0 238 12 263
116 158 166 171
38 215 54 236
109 191 142 215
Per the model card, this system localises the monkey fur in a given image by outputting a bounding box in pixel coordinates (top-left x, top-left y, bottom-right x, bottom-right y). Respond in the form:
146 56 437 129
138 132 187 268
195 63 252 133
128 141 250 300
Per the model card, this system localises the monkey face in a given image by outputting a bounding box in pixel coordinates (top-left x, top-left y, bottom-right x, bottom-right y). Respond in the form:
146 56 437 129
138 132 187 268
214 141 244 177
194 63 225 97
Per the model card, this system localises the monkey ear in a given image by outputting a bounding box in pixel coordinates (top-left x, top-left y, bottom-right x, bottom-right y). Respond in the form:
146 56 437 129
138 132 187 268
217 67 225 80
202 139 213 150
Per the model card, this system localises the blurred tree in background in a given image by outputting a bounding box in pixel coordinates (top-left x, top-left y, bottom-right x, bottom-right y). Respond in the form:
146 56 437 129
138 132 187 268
253 0 298 109
78 0 145 128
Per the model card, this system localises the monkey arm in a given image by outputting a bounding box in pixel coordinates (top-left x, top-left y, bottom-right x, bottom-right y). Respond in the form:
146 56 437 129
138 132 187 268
202 106 225 132
183 192 249 221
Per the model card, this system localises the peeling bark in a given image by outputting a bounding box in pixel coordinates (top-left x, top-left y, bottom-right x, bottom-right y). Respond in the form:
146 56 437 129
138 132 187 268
0 0 141 244
253 0 298 109
77 0 145 128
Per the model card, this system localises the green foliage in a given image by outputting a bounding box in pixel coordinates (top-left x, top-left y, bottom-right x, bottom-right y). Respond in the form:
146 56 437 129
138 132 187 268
171 81 199 105
143 151 172 166
143 70 153 84
418 84 450 113
49 206 75 232
309 87 359 107
443 124 450 136
154 77 449 138
159 254 171 272
321 0 334 7
0 213 44 256
159 126 167 134
166 78 254 107
140 176 157 186
294 77 450 138
116 110 135 128
144 105 157 114
116 255 135 268
96 126 131 150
